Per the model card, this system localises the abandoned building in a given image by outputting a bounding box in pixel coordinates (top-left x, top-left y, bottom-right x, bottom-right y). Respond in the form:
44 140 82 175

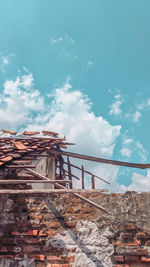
0 129 150 267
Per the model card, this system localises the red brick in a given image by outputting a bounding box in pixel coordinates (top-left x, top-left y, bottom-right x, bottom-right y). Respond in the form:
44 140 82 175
136 232 150 239
12 230 38 236
114 255 124 263
0 255 14 259
47 255 63 262
141 257 150 262
29 254 45 261
39 230 47 237
39 229 57 237
23 246 41 254
114 240 141 246
24 237 39 244
65 221 76 228
113 265 130 267
36 264 70 267
124 224 136 230
49 222 61 229
116 246 147 256
0 246 8 253
125 255 140 263
132 248 147 256
123 240 141 246
47 255 74 263
145 240 150 246
61 256 74 262
120 233 133 243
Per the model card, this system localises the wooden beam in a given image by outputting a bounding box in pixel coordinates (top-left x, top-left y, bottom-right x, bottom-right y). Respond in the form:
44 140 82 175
28 154 48 157
12 160 32 165
51 149 150 169
17 174 38 179
25 168 49 180
0 189 108 194
67 156 72 188
6 165 36 169
91 175 95 189
0 180 71 184
81 165 85 189
55 183 109 214
25 168 108 213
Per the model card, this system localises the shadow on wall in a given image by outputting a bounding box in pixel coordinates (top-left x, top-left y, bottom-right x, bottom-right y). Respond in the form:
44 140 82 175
0 194 36 267
45 198 105 267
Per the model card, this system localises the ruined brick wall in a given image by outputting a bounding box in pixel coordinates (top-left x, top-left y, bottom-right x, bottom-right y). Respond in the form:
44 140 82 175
0 192 150 267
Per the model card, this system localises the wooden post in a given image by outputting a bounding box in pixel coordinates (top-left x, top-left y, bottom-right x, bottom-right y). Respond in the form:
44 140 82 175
61 157 66 180
91 175 95 189
59 156 63 180
81 165 85 189
67 156 72 189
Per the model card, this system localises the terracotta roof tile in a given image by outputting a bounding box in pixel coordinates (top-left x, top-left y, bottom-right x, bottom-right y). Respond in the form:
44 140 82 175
23 131 40 135
42 130 58 136
0 130 70 168
1 156 13 162
1 129 17 135
14 141 27 150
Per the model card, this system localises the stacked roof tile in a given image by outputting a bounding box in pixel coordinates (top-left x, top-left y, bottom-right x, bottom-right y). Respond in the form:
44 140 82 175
0 129 67 167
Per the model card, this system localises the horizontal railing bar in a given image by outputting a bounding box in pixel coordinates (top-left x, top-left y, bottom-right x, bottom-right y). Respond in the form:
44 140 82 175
56 165 80 180
63 161 109 184
0 180 72 184
0 189 108 194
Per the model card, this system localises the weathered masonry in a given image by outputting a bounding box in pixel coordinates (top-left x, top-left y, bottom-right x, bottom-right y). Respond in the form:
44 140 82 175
0 129 150 266
0 192 150 267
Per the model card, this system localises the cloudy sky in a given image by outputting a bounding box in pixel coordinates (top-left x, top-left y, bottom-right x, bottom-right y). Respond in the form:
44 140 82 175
0 0 150 192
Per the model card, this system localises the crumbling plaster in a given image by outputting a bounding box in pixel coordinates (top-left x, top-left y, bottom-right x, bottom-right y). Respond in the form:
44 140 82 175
0 192 150 266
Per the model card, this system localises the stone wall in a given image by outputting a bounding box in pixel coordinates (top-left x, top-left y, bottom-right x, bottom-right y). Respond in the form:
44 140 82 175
0 192 150 267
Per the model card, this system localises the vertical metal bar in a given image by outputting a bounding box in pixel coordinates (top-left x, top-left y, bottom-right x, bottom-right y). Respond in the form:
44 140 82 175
81 165 85 189
67 156 72 189
91 175 95 189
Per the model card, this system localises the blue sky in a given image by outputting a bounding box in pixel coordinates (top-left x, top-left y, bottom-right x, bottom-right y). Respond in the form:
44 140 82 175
0 0 150 191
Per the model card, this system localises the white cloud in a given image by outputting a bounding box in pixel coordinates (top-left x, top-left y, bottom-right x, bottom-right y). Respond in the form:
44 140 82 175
50 34 74 46
0 73 44 129
26 78 121 159
86 61 94 70
51 37 63 45
123 138 133 145
0 53 15 73
132 111 141 122
120 147 132 157
2 73 149 192
1 72 149 192
0 74 122 189
137 98 150 110
119 170 150 192
120 137 133 158
109 94 123 116
136 141 147 162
